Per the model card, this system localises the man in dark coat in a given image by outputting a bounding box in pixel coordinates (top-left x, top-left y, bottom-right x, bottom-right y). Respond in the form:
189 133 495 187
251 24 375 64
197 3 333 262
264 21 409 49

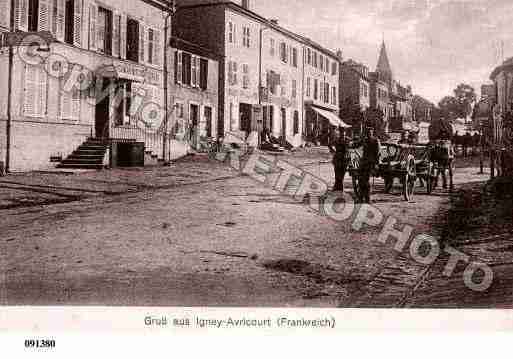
328 128 349 192
359 128 381 203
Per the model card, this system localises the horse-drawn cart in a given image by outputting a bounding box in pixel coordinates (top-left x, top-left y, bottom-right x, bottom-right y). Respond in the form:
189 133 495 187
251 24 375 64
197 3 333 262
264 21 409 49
347 142 438 201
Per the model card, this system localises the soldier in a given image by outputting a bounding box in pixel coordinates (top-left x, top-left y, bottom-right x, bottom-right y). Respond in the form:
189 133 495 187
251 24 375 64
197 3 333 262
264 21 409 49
328 128 349 192
359 128 381 203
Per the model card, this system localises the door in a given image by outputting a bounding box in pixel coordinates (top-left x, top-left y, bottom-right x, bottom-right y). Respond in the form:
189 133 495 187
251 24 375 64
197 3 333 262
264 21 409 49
204 106 212 138
190 104 199 147
239 103 252 136
95 77 111 139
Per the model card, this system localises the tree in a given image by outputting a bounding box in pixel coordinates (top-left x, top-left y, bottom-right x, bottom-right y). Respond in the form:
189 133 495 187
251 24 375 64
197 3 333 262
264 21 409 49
453 83 476 119
438 96 460 120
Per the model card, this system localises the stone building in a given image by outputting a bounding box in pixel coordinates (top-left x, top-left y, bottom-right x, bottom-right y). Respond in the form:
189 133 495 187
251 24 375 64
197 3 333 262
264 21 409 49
169 37 219 153
0 0 172 171
173 0 341 147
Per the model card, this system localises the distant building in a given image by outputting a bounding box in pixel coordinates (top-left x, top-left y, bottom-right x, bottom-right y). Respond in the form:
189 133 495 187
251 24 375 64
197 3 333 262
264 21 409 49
412 95 434 124
339 59 370 112
369 71 392 132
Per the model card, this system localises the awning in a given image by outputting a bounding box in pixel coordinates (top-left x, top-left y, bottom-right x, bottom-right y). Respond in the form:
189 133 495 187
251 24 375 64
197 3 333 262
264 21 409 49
312 107 351 128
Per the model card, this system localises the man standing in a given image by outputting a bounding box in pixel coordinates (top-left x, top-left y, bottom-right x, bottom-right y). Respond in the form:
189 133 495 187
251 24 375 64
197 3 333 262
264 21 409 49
359 128 381 203
328 128 349 192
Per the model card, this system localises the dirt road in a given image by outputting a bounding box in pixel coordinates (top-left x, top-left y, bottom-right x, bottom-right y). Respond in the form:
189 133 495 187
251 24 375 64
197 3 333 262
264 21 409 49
0 152 490 307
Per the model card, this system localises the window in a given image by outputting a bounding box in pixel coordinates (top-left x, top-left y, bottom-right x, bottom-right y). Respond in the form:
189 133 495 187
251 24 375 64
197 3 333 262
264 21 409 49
126 18 139 62
324 83 329 104
313 52 318 68
307 48 312 65
270 38 275 56
292 48 298 68
242 64 250 89
64 0 73 44
242 26 250 47
325 58 329 73
97 7 112 55
200 58 208 90
280 76 287 96
293 111 299 135
23 64 47 117
332 62 337 76
228 61 238 86
332 86 337 105
267 70 279 95
148 29 155 64
191 56 198 87
314 79 318 100
319 54 324 71
280 42 287 63
60 79 81 121
28 0 38 32
306 77 311 97
181 52 192 85
228 22 235 43
291 79 297 98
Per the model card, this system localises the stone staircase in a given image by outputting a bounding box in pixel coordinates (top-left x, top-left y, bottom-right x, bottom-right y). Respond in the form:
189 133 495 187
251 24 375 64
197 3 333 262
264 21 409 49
57 138 108 170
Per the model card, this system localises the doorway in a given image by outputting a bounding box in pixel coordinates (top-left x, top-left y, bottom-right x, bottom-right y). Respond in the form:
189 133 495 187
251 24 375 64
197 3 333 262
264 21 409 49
239 103 252 136
281 107 287 141
95 77 111 139
204 106 212 138
190 103 199 148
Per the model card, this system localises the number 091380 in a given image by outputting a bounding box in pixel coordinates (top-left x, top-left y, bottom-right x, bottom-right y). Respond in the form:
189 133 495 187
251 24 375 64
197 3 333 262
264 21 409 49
24 339 56 349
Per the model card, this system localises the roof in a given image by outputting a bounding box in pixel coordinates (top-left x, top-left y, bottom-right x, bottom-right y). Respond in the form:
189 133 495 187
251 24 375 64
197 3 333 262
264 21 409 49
376 41 393 76
177 1 339 59
170 36 220 60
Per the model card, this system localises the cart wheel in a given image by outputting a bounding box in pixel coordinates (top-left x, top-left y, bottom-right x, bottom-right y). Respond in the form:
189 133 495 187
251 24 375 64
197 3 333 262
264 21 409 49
384 176 393 193
427 162 435 194
403 157 416 201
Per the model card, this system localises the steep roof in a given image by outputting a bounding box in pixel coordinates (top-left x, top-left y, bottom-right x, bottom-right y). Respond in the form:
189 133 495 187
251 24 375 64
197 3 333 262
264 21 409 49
376 41 393 76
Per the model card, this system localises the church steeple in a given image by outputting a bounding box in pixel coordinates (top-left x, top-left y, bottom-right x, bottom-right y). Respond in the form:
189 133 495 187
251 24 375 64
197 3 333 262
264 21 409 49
376 40 393 78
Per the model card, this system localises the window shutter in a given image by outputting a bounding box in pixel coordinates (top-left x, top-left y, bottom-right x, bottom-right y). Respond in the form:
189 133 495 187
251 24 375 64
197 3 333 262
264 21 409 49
73 0 83 47
139 22 145 63
0 0 9 29
112 12 120 58
88 2 97 50
154 30 161 67
55 0 65 41
72 89 81 121
15 0 29 31
119 14 126 59
38 68 48 116
176 51 182 84
24 65 37 117
38 0 51 32
233 61 237 85
195 57 200 88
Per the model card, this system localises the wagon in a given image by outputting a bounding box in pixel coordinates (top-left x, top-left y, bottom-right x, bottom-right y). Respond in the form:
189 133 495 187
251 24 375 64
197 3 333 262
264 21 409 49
347 142 436 201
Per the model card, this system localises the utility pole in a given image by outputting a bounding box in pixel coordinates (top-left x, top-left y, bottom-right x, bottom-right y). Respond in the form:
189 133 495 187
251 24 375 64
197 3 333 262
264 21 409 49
162 0 177 163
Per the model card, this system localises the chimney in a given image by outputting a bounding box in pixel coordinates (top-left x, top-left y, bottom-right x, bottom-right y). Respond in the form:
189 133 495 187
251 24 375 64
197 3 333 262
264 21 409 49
336 49 343 60
241 0 250 10
270 19 278 25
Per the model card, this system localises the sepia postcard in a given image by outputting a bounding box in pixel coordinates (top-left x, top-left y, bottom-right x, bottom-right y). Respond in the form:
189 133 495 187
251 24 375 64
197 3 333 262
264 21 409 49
0 0 512 353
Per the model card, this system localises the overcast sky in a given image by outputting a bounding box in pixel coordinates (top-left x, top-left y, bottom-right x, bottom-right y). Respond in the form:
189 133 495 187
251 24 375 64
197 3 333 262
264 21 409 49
253 0 512 104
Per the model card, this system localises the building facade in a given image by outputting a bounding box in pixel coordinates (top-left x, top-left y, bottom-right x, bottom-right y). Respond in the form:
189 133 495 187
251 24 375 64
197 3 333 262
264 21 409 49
339 59 370 112
0 0 171 172
169 37 219 153
369 71 392 130
174 0 341 147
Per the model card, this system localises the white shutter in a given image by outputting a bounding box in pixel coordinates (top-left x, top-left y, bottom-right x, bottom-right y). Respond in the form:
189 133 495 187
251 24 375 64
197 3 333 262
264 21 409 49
0 0 10 28
154 29 161 67
55 0 65 41
191 56 196 87
112 12 120 58
15 0 29 31
195 57 200 88
176 50 182 84
72 89 81 121
73 0 83 47
88 2 97 50
119 14 126 59
38 0 51 31
38 68 48 117
139 22 146 63
24 65 38 117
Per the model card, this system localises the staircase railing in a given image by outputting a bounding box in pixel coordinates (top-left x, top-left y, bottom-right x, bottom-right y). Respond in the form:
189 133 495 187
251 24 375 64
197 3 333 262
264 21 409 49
111 125 167 159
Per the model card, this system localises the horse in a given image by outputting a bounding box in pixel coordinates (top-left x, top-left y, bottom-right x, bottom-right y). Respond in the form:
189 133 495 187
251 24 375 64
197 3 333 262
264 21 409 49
429 140 455 191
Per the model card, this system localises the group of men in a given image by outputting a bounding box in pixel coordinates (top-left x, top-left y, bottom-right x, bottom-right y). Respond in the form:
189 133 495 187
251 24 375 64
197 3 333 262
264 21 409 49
328 128 381 204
